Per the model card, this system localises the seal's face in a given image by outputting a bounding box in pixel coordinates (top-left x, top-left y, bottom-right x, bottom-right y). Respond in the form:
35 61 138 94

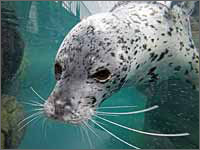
44 14 130 124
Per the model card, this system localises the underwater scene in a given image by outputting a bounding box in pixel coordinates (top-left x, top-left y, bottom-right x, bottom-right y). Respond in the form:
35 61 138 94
1 1 199 149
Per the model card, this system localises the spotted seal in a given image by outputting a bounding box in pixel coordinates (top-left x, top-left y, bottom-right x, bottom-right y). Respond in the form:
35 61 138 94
44 1 199 126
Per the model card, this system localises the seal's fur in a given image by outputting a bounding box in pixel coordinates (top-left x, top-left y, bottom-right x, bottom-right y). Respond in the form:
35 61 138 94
44 1 199 126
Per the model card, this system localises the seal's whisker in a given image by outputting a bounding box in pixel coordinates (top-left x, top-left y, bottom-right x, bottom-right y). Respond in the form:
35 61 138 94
82 122 93 149
83 122 93 149
96 105 159 115
18 113 42 131
30 86 46 102
42 117 48 140
96 105 137 109
93 120 106 126
96 113 119 117
28 100 44 106
27 108 44 113
95 115 190 137
90 118 140 149
79 125 84 143
84 121 100 140
80 125 86 144
18 111 43 126
21 102 43 107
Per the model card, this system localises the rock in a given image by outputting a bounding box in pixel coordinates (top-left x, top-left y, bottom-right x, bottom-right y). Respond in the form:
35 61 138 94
1 95 26 149
1 1 25 93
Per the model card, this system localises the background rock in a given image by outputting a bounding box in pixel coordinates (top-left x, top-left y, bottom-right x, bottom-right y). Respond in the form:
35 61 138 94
1 1 25 93
1 95 26 149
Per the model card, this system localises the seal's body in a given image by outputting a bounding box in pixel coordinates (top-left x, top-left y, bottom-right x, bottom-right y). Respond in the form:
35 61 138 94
44 1 199 125
110 1 199 91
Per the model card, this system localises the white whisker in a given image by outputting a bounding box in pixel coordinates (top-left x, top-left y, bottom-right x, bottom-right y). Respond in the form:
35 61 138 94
18 111 43 126
84 121 100 140
21 102 43 107
28 99 44 105
94 120 106 126
96 105 159 115
96 113 119 117
27 108 44 113
82 123 93 149
79 126 84 143
80 125 86 145
30 86 45 102
18 114 42 131
90 118 140 149
95 115 190 137
42 118 48 140
97 105 137 109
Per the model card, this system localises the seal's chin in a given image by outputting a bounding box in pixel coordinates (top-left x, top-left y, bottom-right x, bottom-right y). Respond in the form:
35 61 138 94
67 118 89 124
63 108 96 124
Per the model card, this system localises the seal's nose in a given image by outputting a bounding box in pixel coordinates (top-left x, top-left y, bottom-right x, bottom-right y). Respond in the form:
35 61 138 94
54 99 72 116
54 103 65 116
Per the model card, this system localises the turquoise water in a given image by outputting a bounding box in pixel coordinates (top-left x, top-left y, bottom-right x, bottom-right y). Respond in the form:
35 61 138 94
3 1 147 149
18 87 146 149
2 1 199 149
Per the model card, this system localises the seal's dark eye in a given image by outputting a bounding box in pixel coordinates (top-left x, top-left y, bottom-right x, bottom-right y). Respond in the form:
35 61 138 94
55 63 62 80
91 69 111 83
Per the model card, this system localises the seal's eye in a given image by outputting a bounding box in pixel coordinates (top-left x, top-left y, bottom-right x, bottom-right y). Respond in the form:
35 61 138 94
91 69 111 83
55 63 62 80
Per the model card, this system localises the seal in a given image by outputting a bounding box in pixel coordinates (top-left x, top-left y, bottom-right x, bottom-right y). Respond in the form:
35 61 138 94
44 1 199 126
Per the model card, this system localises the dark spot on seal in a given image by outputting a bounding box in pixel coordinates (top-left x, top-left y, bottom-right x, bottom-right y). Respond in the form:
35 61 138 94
174 66 181 71
120 54 125 61
156 20 161 24
189 44 194 49
136 64 140 70
122 66 128 71
161 33 165 36
143 44 147 50
157 49 169 61
184 70 189 75
102 94 107 98
120 76 127 84
185 48 190 51
147 66 157 75
169 27 173 32
168 62 173 67
107 42 111 46
134 50 138 55
110 52 115 57
167 31 172 36
150 52 158 62
130 39 134 44
106 85 111 89
139 77 144 82
135 29 140 33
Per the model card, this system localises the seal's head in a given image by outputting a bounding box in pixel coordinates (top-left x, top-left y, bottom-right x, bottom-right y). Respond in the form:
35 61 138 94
44 13 132 124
